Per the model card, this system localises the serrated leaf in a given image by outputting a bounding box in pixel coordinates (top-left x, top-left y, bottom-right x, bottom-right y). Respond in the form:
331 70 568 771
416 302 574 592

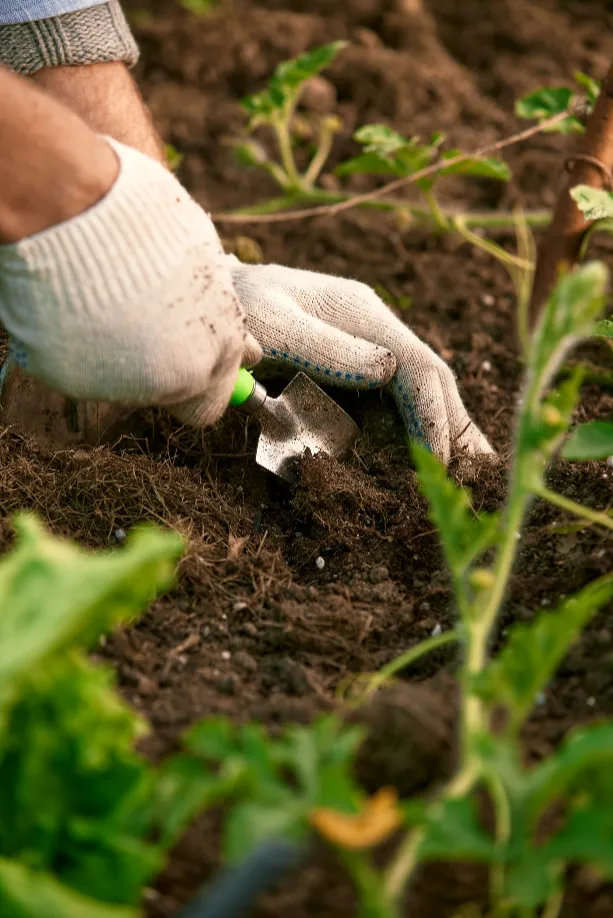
530 261 609 384
515 87 583 134
412 443 499 581
0 514 182 694
571 184 613 221
417 797 497 863
562 420 613 460
474 574 613 731
440 152 511 182
353 124 413 158
0 859 136 918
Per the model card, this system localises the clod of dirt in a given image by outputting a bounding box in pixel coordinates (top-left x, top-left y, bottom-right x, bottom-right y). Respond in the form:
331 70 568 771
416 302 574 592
347 676 458 797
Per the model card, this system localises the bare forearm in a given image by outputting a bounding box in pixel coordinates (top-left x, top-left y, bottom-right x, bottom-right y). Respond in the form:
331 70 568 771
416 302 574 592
32 61 166 163
0 0 165 162
0 65 118 242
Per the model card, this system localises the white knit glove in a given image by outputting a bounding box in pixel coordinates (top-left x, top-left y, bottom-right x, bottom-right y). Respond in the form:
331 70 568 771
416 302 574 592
0 138 255 428
231 263 493 464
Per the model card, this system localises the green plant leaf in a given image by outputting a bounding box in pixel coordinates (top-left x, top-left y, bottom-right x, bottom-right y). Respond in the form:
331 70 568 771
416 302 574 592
353 124 414 158
183 716 237 761
223 799 308 863
180 0 218 15
571 185 613 221
0 514 182 695
474 573 613 731
529 261 609 387
0 859 136 918
241 42 347 123
335 152 407 178
417 797 497 863
515 87 582 134
595 318 613 338
412 444 499 580
274 41 347 92
562 420 613 460
574 71 600 105
440 152 511 182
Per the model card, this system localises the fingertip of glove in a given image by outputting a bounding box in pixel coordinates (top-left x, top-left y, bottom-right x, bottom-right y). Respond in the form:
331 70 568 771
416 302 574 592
363 345 396 385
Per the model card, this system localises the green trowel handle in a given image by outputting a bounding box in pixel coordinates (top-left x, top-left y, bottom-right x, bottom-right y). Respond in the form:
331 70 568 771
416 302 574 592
230 368 256 408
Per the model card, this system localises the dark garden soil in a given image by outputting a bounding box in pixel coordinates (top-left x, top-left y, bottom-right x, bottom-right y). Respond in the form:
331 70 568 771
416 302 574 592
4 0 613 915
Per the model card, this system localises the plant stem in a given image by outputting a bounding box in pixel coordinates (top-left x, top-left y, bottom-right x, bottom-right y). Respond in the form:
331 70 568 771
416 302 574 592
218 190 551 232
362 628 459 699
339 851 397 918
484 770 511 908
303 121 336 189
535 485 613 530
541 886 564 918
424 188 449 231
273 113 302 189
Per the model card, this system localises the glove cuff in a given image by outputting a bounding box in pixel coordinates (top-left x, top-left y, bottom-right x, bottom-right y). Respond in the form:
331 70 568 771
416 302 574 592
0 137 228 335
0 0 139 75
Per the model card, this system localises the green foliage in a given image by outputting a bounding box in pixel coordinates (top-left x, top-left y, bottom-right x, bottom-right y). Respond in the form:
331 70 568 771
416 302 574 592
0 515 216 916
240 42 347 126
571 184 613 221
184 715 365 862
475 574 613 732
411 444 499 583
180 0 218 16
562 419 613 460
595 318 613 338
516 72 599 134
336 125 510 192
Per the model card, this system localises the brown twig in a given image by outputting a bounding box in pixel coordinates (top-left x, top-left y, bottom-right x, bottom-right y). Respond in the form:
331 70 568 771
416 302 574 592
212 110 570 225
529 60 613 325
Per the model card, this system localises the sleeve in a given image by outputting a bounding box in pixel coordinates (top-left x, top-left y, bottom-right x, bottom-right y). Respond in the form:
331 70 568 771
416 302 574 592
0 0 139 74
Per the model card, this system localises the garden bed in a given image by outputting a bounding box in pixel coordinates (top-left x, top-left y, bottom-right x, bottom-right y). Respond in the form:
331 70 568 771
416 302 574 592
3 0 613 915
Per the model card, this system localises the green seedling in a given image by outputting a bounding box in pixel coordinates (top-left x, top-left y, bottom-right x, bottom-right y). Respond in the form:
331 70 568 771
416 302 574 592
228 42 551 254
180 0 219 16
516 71 600 134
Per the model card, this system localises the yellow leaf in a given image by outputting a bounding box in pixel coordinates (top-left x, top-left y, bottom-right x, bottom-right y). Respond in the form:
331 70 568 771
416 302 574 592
309 787 402 850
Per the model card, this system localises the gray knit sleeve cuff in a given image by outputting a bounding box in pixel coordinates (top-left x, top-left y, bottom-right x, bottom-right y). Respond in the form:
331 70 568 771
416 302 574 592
0 0 139 75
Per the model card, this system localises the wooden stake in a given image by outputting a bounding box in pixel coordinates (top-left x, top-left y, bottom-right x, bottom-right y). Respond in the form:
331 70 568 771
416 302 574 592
529 60 613 325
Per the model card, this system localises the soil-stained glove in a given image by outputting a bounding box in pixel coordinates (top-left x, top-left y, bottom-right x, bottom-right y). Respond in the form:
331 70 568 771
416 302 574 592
230 262 493 464
0 138 255 428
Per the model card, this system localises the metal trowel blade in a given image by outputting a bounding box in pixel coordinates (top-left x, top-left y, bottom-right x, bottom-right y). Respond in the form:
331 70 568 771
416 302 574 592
254 373 359 483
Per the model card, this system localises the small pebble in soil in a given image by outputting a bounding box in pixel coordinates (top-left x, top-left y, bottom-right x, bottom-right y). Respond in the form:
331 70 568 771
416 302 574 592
113 528 127 543
597 549 606 558
607 456 613 468
221 650 231 661
431 623 442 637
315 556 326 570
232 601 249 613
481 360 492 372
540 598 551 606
481 294 495 307
587 696 596 707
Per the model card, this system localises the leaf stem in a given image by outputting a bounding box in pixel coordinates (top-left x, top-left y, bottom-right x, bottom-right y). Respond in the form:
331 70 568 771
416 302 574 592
362 628 459 700
303 120 337 189
424 188 449 231
534 485 613 530
273 111 302 189
541 886 565 918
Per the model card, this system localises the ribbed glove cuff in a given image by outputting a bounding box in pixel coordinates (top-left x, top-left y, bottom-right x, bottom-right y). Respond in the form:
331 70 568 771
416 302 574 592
0 0 139 75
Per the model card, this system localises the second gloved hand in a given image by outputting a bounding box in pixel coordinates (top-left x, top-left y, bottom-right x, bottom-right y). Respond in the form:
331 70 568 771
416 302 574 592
230 262 493 465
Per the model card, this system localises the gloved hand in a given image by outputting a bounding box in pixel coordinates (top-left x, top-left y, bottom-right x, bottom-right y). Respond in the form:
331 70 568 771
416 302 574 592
0 137 257 429
230 262 493 464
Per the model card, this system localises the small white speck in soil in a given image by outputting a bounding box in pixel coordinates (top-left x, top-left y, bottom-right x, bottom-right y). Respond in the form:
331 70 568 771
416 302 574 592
315 556 325 570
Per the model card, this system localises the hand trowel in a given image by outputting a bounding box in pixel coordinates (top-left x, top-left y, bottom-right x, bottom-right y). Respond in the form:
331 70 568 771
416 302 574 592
230 368 359 483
